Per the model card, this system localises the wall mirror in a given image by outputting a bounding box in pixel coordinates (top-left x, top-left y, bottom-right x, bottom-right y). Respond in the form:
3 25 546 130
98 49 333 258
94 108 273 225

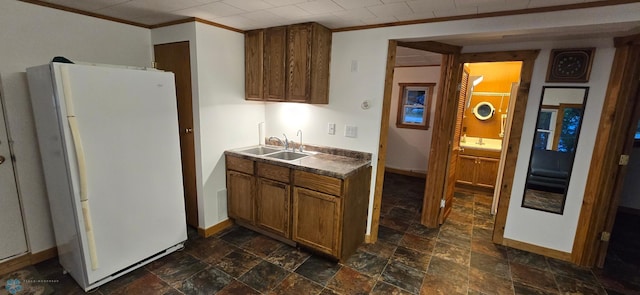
522 86 589 214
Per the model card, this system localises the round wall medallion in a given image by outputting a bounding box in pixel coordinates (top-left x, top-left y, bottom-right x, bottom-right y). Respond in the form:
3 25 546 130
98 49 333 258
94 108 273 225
473 102 495 121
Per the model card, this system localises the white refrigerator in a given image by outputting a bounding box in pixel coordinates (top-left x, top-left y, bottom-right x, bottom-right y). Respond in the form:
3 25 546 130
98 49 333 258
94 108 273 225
26 62 187 291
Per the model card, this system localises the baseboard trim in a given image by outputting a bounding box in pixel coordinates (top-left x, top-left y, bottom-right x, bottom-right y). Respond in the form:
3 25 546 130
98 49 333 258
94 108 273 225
0 247 58 276
385 167 426 179
198 219 234 238
503 238 572 262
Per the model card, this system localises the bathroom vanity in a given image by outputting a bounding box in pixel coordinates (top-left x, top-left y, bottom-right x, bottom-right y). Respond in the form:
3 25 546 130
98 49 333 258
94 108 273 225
456 137 502 190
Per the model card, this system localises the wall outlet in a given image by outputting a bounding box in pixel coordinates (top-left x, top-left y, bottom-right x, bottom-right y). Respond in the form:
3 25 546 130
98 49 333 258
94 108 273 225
344 125 357 138
328 123 336 135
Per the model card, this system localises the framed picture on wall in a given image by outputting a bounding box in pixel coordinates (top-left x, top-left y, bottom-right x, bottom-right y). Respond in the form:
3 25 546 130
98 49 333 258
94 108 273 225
546 48 595 83
396 83 435 130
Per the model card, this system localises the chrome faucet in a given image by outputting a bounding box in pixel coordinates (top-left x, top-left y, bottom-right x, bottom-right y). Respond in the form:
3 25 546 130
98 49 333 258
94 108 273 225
297 129 303 152
476 137 485 145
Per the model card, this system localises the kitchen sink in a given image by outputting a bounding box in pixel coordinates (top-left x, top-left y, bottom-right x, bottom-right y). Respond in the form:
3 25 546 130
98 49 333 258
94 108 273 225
265 151 309 161
239 146 282 155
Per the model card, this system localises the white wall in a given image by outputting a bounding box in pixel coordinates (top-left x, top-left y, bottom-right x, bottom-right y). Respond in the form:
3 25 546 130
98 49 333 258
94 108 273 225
152 23 265 229
386 66 440 172
620 148 640 209
465 38 614 253
265 3 640 251
0 1 152 252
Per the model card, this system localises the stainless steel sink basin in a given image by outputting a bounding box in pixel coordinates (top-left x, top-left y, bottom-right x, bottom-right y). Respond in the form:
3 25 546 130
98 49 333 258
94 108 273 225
239 146 282 155
265 151 309 161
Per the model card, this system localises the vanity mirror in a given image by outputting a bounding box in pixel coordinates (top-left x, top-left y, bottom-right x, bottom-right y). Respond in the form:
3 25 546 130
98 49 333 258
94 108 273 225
522 86 589 214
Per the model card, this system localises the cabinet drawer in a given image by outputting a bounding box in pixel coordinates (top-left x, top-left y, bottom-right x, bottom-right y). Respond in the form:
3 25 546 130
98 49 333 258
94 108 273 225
294 170 342 196
226 156 254 174
257 162 290 183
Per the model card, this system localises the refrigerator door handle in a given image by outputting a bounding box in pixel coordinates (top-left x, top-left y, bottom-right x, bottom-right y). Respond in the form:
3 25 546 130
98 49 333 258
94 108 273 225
61 66 99 270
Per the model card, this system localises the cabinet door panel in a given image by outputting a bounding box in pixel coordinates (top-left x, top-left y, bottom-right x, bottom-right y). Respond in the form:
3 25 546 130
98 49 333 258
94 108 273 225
475 157 499 188
456 155 476 185
245 29 264 100
264 26 287 101
286 24 312 102
227 171 255 223
256 179 290 238
292 187 341 256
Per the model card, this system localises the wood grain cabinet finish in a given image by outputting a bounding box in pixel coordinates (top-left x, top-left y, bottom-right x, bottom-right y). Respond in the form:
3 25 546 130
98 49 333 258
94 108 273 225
226 170 255 223
225 155 371 261
292 187 341 256
245 29 264 100
292 168 371 260
286 23 331 104
244 22 331 104
255 162 291 237
263 26 287 101
455 153 499 189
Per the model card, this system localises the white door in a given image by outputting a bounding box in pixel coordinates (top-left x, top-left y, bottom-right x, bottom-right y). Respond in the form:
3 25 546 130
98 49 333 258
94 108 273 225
0 91 28 261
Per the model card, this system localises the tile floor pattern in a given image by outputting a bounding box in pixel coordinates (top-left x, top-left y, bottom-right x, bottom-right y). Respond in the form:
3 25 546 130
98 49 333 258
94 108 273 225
19 172 639 294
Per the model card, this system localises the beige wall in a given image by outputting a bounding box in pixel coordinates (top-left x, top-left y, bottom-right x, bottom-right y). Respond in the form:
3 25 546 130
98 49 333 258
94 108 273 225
386 66 440 173
0 1 152 252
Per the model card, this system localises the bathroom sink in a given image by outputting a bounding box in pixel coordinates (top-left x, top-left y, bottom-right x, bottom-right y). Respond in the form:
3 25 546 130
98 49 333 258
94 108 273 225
265 151 309 161
239 146 282 155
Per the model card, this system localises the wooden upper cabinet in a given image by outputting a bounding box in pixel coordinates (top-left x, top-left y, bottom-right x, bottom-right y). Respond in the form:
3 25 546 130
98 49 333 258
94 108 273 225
287 23 331 104
244 22 331 104
245 29 264 100
263 26 287 101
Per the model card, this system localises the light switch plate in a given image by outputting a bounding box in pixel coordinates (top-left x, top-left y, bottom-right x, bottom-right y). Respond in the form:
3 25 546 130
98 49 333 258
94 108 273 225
328 123 336 135
344 125 357 138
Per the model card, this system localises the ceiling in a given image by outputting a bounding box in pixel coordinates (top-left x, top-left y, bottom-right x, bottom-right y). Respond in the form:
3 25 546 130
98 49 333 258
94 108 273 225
36 0 618 31
31 0 640 67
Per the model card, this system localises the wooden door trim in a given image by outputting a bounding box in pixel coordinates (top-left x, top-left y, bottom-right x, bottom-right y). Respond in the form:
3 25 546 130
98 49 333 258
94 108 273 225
423 52 463 227
368 40 397 243
571 37 640 267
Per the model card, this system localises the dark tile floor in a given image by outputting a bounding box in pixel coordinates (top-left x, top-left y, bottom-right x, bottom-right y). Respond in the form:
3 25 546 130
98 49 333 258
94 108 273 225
11 172 640 294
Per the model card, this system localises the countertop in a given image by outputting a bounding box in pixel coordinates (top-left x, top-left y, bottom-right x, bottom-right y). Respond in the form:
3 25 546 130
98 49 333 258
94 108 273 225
224 145 372 179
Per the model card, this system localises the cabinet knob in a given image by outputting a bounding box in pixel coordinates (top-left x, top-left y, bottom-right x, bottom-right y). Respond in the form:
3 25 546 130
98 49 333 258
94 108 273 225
0 155 5 165
185 128 193 134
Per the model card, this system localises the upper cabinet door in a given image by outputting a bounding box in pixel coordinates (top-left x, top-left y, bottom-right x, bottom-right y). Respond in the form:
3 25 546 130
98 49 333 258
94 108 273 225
263 26 287 101
286 23 331 104
245 29 264 100
286 24 312 102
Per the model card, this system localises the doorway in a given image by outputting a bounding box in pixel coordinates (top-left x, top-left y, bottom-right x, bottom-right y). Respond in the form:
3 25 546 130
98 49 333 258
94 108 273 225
370 40 539 245
154 42 199 228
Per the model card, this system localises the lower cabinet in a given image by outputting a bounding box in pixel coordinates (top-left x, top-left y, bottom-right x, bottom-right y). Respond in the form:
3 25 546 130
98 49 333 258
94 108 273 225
292 187 341 257
227 170 255 223
256 178 291 238
225 154 371 261
456 154 500 189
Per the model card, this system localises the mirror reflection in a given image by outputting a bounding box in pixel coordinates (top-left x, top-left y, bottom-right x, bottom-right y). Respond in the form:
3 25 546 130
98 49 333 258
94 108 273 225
522 86 589 214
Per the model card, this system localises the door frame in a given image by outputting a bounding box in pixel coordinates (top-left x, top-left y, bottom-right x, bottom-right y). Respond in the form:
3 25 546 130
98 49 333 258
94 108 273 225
572 33 640 267
425 50 540 242
368 40 461 242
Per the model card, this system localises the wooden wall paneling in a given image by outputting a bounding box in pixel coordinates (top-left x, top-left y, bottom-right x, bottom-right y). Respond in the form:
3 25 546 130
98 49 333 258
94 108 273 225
572 41 640 266
368 40 397 243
